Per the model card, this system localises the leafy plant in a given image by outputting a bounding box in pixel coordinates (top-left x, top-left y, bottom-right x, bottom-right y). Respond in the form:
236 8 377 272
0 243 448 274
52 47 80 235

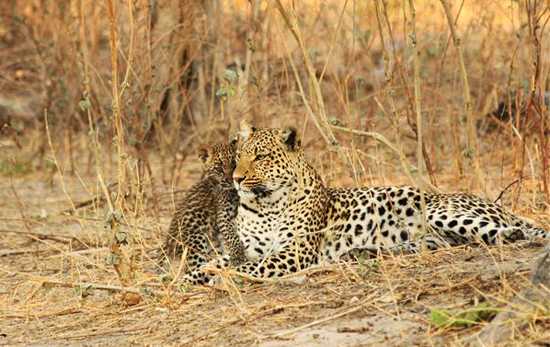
0 159 32 176
429 302 499 329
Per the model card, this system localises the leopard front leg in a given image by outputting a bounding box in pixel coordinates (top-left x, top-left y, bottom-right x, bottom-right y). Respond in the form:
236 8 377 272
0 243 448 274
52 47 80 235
181 244 317 284
216 189 248 266
224 224 248 266
182 255 232 285
233 240 320 278
216 216 247 266
183 251 308 284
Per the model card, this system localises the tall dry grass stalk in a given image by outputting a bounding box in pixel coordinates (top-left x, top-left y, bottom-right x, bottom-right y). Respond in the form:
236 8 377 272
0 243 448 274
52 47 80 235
524 0 550 202
404 0 430 240
274 0 339 148
406 0 424 178
440 0 485 192
105 0 126 211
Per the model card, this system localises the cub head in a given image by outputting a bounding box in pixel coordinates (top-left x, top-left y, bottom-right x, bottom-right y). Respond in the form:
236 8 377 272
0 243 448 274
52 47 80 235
233 120 301 197
197 138 238 179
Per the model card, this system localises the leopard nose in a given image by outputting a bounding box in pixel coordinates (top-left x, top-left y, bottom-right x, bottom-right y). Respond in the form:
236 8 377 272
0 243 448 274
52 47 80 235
233 174 245 185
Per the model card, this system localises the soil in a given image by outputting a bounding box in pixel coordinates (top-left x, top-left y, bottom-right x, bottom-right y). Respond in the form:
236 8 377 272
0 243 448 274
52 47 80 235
1 151 549 346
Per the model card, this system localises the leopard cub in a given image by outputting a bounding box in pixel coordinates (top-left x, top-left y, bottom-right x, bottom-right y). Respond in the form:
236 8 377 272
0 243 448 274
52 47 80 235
163 139 246 273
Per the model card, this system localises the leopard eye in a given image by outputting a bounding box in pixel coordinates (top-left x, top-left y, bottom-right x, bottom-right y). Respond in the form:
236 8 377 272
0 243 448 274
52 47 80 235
255 153 269 161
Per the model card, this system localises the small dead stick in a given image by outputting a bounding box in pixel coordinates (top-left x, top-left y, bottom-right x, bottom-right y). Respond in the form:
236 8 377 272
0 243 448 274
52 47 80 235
465 245 550 346
0 248 51 257
29 276 207 299
41 279 143 295
60 182 118 215
1 228 72 244
493 178 521 204
268 294 378 338
182 302 324 346
4 307 82 319
0 228 90 247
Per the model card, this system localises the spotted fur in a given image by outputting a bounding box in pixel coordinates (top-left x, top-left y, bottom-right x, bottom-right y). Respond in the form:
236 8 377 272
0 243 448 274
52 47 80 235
163 141 246 276
190 122 548 282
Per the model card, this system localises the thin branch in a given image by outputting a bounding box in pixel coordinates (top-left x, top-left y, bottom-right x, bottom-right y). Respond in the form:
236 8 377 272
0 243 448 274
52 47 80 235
439 0 484 190
331 125 440 192
274 0 339 148
493 179 521 204
105 0 126 209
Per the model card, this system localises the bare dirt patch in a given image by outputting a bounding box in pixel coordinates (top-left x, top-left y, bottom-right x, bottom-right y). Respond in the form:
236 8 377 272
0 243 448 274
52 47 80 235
1 163 548 346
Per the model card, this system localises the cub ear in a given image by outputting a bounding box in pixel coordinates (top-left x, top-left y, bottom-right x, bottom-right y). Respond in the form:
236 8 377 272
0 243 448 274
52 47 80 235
281 127 299 151
197 145 209 163
239 119 255 141
229 133 239 147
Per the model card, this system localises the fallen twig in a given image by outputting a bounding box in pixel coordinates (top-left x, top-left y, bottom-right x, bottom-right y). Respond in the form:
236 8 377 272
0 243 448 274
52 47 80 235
0 228 87 246
41 279 143 294
0 248 51 257
182 301 324 346
269 294 376 338
493 179 521 204
59 182 118 215
4 307 82 319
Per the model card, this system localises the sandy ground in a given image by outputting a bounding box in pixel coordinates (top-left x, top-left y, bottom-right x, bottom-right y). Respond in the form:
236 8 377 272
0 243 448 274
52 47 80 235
1 154 549 346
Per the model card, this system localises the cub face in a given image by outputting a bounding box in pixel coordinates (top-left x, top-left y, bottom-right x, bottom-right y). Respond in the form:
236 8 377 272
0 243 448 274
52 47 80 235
198 139 237 180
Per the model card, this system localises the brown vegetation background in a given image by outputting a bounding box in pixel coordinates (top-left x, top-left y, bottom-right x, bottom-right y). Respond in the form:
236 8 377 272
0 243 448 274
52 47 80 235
1 0 549 202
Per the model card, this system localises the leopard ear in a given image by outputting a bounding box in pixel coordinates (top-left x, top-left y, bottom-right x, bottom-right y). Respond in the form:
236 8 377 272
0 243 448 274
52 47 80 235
281 127 299 151
239 119 255 141
197 145 209 163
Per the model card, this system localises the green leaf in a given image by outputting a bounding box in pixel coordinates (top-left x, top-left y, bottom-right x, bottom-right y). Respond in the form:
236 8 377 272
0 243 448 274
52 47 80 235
426 45 440 57
462 147 475 159
179 282 191 293
328 117 343 126
105 253 120 266
140 287 153 297
430 308 452 327
223 69 238 83
78 97 91 111
115 230 128 243
429 303 498 329
215 85 236 99
160 274 173 284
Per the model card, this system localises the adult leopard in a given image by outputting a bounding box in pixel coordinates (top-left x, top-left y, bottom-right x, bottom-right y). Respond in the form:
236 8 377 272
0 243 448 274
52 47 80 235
195 121 548 281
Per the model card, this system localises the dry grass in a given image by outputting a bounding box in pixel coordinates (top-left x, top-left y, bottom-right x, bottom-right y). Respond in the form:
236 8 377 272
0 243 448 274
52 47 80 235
1 0 550 345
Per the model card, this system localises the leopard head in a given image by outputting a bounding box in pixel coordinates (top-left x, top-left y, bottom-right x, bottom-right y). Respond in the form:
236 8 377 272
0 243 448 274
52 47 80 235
233 120 302 197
